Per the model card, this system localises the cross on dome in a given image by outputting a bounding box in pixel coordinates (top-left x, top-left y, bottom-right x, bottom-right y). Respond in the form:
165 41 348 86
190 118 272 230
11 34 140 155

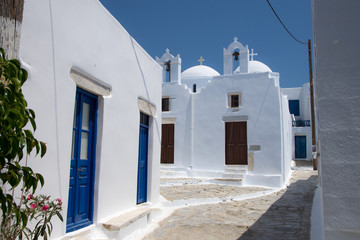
165 48 170 53
249 48 258 61
233 37 238 42
198 56 205 65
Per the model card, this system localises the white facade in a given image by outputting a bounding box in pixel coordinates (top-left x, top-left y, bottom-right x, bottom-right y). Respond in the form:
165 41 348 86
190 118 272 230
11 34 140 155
312 0 360 239
158 39 293 188
282 83 312 160
19 0 162 238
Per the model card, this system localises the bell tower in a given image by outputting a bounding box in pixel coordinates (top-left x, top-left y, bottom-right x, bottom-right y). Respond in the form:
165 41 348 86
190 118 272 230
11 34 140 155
223 37 249 75
156 49 182 84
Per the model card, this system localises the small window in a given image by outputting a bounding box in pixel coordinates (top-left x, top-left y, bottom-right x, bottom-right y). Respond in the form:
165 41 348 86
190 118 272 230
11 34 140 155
231 95 239 107
228 93 241 108
162 98 170 112
289 100 300 116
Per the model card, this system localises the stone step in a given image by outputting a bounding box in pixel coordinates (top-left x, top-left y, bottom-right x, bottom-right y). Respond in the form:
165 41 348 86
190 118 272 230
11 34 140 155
102 206 161 240
222 172 245 179
160 170 188 178
213 178 243 186
224 165 247 171
160 165 187 171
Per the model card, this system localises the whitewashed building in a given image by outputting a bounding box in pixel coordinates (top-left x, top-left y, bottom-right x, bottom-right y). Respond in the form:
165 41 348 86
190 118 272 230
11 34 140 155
312 0 360 239
18 0 162 238
157 38 293 188
282 83 312 160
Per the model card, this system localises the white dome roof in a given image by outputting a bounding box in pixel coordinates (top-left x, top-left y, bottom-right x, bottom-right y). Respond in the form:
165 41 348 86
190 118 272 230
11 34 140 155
182 65 220 78
235 60 272 73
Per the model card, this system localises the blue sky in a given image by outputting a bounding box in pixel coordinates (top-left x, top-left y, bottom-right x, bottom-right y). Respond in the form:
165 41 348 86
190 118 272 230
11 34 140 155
99 0 313 88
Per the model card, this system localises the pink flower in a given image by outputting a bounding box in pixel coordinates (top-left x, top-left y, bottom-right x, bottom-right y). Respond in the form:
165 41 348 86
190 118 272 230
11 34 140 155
27 194 34 200
30 203 37 209
57 198 62 202
42 205 49 211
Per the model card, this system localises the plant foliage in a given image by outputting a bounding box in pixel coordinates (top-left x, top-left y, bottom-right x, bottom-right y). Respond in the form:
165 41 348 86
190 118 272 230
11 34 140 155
0 47 62 239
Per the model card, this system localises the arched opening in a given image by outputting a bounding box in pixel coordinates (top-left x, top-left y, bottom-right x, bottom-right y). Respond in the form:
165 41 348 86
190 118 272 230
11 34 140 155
232 48 240 73
164 60 171 82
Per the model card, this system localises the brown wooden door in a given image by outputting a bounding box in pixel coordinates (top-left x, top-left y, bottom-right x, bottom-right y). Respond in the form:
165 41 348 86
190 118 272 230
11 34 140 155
225 122 248 165
161 124 174 164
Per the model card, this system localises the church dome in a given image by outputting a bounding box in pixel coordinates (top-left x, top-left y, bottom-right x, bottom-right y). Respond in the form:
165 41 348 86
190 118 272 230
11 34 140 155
235 60 272 73
181 65 220 78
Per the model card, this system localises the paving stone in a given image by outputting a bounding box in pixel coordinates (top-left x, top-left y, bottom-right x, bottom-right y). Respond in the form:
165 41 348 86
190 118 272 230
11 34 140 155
161 184 268 201
144 169 317 240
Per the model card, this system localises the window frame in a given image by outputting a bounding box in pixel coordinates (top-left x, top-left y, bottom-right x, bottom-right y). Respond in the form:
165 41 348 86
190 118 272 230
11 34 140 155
162 97 170 112
228 92 241 108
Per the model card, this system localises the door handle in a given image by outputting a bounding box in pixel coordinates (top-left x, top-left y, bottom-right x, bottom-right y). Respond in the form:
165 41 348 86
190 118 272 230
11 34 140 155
78 168 86 172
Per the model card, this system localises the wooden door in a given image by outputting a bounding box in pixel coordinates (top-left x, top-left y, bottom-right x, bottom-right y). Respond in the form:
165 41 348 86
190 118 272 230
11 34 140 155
225 122 248 165
161 124 174 164
137 112 149 204
67 88 97 232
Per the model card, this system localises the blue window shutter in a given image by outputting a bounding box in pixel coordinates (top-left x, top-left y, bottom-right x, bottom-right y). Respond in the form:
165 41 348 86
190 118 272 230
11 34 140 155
289 100 300 116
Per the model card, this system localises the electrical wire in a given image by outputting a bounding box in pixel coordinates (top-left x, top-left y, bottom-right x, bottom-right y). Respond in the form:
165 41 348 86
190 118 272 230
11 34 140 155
266 0 307 45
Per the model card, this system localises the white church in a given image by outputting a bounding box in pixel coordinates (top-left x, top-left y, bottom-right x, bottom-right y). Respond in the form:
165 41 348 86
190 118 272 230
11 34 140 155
157 38 294 188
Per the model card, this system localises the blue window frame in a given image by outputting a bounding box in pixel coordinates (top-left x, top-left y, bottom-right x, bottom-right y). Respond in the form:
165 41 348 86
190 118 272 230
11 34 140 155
289 100 300 116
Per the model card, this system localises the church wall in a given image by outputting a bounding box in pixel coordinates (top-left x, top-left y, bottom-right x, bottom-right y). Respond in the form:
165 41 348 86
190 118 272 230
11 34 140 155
312 0 360 239
192 73 285 183
19 0 162 238
162 83 192 168
181 76 212 92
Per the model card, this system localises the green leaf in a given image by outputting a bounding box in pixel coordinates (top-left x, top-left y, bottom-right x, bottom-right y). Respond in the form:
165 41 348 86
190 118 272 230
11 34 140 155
21 211 28 229
0 47 5 59
37 173 45 187
29 116 37 131
9 59 21 69
24 129 33 139
18 68 28 85
56 211 63 222
29 109 35 119
35 140 40 155
40 141 47 157
47 223 52 235
8 61 19 78
14 204 20 224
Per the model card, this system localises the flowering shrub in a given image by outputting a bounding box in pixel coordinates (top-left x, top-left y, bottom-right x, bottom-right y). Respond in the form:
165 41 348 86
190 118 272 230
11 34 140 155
0 47 63 239
1 192 63 239
23 193 63 239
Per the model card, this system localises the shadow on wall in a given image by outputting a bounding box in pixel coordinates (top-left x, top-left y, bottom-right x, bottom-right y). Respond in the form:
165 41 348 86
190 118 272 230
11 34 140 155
238 175 318 240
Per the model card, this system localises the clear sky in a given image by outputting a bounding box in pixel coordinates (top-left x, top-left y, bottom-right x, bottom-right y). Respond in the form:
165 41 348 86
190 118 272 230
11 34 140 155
99 0 313 88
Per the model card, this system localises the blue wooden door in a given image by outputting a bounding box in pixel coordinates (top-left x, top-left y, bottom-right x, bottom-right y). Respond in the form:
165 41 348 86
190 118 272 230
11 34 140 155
295 136 307 159
67 88 97 232
137 112 149 204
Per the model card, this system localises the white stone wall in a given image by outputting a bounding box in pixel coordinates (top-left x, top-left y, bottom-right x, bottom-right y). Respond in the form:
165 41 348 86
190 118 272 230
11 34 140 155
299 83 311 121
280 93 293 183
19 0 162 238
312 0 360 239
162 83 192 169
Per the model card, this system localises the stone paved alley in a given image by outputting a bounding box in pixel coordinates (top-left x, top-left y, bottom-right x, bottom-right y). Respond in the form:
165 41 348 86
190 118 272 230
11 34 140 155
143 167 317 240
